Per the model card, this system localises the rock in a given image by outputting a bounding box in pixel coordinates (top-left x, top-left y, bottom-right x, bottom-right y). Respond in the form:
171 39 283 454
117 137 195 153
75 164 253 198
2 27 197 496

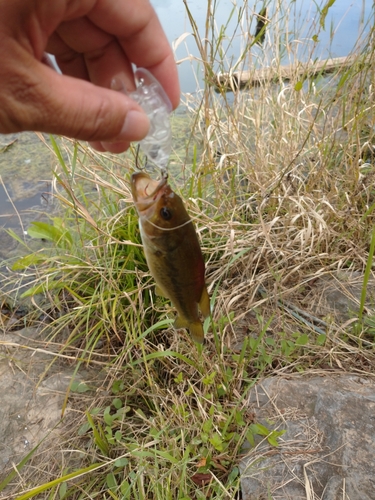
240 374 375 500
313 270 375 322
0 326 100 487
0 327 71 472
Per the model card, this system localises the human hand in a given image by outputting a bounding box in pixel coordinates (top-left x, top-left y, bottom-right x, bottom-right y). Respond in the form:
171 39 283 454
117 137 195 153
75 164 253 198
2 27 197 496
0 0 180 153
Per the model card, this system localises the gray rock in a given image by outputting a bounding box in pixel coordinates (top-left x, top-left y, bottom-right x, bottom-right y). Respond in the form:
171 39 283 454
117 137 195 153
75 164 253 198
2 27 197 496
0 326 99 488
240 374 375 500
0 327 73 471
313 270 375 322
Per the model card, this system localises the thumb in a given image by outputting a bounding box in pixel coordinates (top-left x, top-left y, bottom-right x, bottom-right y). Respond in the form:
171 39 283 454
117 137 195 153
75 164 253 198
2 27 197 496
2 60 150 144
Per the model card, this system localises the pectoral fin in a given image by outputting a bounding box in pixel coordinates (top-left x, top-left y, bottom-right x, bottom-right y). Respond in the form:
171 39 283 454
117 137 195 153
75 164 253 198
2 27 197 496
199 285 211 318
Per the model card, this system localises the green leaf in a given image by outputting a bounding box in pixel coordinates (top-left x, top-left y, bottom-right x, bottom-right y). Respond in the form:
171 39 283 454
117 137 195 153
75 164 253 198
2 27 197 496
51 218 74 245
320 0 336 29
27 221 63 242
317 334 326 345
115 457 129 467
77 422 91 436
267 434 279 447
209 432 224 452
120 479 131 496
294 81 303 91
235 410 245 427
174 372 184 384
227 466 239 483
250 423 270 436
106 472 117 491
20 279 65 298
201 432 209 443
115 406 130 418
103 407 114 426
209 404 216 416
59 482 67 499
202 418 213 434
295 333 309 346
191 437 202 445
203 371 216 386
246 429 255 447
112 380 125 394
70 381 91 393
267 429 286 447
112 398 123 410
12 253 49 270
152 449 179 464
27 220 73 248
86 411 109 456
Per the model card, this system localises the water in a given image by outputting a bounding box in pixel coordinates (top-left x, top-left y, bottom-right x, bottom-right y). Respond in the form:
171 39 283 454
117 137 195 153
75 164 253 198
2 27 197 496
151 0 373 94
0 133 55 261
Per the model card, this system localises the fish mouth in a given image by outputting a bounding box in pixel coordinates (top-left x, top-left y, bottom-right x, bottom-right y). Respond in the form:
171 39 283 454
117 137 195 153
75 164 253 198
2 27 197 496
131 172 168 211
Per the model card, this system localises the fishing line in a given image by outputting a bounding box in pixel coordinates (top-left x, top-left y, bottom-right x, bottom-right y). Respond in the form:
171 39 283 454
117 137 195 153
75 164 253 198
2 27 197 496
145 218 193 231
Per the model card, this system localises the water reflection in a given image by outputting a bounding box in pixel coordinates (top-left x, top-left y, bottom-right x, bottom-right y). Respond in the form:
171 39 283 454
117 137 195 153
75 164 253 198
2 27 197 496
151 0 372 94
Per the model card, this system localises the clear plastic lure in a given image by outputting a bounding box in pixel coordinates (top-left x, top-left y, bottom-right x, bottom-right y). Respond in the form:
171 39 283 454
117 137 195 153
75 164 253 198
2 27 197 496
111 68 172 174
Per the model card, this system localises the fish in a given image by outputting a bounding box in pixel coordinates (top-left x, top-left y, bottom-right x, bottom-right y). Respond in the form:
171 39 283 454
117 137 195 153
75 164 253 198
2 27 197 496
131 172 210 343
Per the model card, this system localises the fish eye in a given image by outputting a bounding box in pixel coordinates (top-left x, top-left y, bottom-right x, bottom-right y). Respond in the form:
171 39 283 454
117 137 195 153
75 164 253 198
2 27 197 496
160 207 172 220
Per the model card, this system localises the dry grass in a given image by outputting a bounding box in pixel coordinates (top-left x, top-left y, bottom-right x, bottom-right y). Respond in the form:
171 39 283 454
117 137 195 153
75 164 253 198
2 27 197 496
1 1 375 498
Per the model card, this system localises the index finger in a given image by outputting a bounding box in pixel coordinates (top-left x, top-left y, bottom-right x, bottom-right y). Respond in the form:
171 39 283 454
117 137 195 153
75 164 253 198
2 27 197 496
88 0 180 109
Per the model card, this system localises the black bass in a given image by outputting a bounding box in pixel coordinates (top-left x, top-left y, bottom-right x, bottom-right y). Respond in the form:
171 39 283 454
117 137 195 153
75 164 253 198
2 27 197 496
131 172 210 343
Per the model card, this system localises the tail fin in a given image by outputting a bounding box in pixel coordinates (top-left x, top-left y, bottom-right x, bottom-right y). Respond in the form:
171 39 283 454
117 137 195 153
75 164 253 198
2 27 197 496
188 321 204 344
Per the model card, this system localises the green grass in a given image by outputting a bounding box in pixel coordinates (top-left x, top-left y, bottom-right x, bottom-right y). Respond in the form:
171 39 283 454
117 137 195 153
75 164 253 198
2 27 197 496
1 1 375 498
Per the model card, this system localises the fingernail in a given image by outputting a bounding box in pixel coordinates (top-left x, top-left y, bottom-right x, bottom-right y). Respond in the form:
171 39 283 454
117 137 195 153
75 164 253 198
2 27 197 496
119 110 150 141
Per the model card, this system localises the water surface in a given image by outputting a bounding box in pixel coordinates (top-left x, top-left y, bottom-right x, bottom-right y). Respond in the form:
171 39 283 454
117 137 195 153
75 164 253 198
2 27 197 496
151 0 372 93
